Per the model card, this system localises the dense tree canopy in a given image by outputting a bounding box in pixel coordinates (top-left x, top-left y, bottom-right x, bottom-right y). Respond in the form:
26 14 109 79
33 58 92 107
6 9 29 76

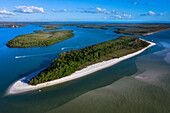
6 30 74 48
29 36 149 85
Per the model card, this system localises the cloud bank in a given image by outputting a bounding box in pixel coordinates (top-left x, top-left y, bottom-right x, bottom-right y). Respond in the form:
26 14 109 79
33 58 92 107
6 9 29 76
52 9 69 12
111 14 133 19
140 11 165 16
0 9 16 15
51 7 133 20
14 6 44 13
79 7 123 15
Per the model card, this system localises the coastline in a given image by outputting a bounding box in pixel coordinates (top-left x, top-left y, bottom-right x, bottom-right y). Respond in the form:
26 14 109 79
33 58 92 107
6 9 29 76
142 28 170 36
7 39 156 95
114 28 170 36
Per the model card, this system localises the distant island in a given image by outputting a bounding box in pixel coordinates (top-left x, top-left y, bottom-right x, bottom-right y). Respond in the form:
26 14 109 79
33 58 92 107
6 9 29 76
29 36 149 85
6 30 75 48
79 23 170 36
0 23 26 28
34 23 95 33
37 23 170 36
113 24 170 36
33 25 62 33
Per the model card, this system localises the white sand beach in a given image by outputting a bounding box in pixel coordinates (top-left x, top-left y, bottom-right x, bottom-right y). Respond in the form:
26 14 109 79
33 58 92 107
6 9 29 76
7 39 156 95
143 28 170 36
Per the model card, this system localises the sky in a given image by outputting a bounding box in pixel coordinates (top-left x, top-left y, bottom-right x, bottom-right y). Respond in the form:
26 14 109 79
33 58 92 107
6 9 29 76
0 0 169 22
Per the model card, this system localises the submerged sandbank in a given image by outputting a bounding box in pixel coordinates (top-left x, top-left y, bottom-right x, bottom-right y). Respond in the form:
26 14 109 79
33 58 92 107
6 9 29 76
7 39 156 95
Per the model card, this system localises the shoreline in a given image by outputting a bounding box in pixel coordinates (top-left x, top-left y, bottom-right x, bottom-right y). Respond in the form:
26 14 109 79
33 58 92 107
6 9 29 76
7 39 156 95
114 28 170 36
142 28 170 36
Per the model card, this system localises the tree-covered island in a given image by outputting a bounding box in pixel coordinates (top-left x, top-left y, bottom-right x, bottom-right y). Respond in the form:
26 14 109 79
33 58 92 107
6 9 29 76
6 30 75 48
29 36 149 85
80 23 170 36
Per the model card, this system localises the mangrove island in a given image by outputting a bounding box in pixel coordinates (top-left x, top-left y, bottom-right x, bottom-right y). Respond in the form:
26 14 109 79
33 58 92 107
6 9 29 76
29 36 149 85
6 30 75 48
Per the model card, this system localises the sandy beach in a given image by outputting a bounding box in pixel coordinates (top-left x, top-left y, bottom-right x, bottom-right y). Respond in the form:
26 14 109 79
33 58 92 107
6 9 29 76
7 39 156 95
142 28 170 36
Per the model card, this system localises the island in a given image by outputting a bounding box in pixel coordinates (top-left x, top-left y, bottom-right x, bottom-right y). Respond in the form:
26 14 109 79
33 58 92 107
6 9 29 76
81 23 170 36
35 23 95 32
33 23 94 33
8 36 155 94
29 36 149 85
6 30 75 48
0 23 26 28
77 24 95 28
32 23 96 33
114 24 170 36
33 25 62 33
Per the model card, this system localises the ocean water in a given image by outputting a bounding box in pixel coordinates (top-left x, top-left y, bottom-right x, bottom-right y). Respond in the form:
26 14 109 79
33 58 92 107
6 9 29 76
0 23 170 113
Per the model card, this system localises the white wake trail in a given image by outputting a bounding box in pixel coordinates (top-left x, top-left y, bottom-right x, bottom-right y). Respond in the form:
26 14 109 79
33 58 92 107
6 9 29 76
15 56 28 58
61 46 79 50
15 46 80 59
15 52 59 59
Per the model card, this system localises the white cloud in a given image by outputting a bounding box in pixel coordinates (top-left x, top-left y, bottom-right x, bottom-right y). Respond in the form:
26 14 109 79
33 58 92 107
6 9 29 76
104 17 107 19
52 9 69 12
112 10 122 14
111 14 133 19
96 7 106 12
0 9 16 15
140 11 165 16
14 6 44 13
160 13 165 15
63 9 67 12
148 11 156 15
123 14 133 18
115 11 122 14
96 7 111 14
114 15 122 19
79 7 123 15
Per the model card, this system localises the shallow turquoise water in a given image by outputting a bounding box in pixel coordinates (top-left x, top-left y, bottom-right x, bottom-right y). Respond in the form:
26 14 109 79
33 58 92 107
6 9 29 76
0 23 170 113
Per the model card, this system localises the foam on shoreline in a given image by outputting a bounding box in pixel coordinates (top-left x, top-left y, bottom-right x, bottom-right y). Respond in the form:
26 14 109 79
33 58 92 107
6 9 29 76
7 39 156 95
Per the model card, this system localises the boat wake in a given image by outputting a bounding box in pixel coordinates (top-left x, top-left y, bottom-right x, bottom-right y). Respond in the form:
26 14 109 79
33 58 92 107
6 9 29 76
61 46 79 50
15 46 80 59
15 56 28 59
15 52 59 59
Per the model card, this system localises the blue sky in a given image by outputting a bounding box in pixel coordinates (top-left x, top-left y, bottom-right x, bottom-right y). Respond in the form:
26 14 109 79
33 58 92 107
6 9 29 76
0 0 169 22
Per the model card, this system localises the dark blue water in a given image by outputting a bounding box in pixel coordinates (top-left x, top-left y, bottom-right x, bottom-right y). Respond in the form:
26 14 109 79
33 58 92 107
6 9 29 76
0 23 170 113
0 25 9 27
0 23 122 95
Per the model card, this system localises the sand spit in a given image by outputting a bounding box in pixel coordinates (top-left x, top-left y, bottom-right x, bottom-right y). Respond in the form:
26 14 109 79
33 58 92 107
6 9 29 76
7 39 156 95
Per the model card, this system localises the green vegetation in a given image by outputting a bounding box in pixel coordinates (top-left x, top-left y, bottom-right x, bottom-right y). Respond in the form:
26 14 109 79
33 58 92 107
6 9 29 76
41 23 94 29
40 24 80 28
114 28 154 36
34 27 62 33
114 24 170 36
29 36 149 85
6 30 75 48
0 23 26 28
77 24 95 28
82 23 170 36
34 23 93 33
